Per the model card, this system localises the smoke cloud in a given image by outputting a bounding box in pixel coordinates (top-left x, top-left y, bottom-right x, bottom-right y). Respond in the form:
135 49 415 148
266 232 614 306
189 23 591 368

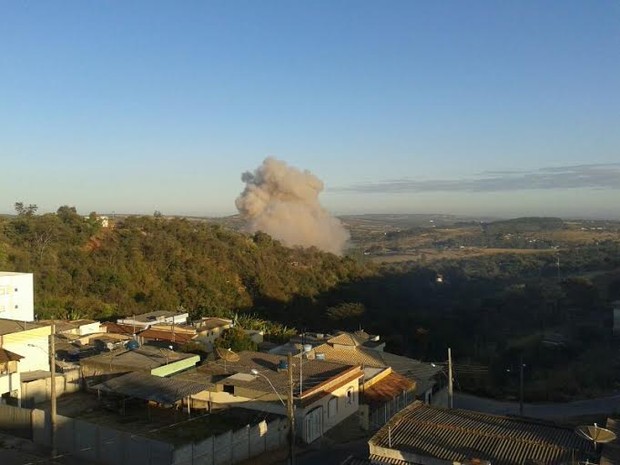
235 157 349 255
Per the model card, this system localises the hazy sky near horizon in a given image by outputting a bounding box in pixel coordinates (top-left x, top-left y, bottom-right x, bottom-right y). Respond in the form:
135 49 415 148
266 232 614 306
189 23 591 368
1 1 619 219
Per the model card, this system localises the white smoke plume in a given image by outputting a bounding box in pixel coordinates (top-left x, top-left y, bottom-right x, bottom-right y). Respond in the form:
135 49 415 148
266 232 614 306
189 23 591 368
235 157 350 255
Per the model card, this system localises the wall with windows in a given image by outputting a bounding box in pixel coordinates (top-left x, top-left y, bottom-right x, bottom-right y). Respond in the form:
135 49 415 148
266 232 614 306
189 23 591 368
298 376 360 443
0 272 34 322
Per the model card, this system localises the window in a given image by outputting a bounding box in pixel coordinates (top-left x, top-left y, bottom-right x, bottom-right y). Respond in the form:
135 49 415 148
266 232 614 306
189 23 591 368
14 305 18 309
328 396 337 418
346 387 355 405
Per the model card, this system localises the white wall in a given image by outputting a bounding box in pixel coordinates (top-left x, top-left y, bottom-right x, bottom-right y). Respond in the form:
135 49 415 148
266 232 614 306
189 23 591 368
0 272 34 322
0 372 21 400
2 327 52 372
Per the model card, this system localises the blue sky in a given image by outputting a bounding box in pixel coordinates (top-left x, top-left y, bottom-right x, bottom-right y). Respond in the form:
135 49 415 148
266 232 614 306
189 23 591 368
1 1 619 218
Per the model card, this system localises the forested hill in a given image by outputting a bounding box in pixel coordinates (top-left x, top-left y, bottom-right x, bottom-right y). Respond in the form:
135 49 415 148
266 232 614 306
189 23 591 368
0 208 373 321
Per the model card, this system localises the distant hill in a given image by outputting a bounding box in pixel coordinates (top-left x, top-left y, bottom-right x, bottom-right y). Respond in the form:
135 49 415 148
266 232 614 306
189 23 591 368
482 217 565 234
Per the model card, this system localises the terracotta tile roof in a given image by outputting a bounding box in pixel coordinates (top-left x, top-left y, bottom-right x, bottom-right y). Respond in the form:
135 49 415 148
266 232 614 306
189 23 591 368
327 330 370 347
0 348 23 363
313 344 442 395
370 401 595 465
362 372 415 407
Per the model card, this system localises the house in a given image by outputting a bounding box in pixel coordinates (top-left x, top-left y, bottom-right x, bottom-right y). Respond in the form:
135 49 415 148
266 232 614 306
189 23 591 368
193 317 234 348
39 319 101 336
116 310 189 329
0 348 23 405
358 367 416 431
0 272 34 322
80 345 200 386
306 332 443 403
174 350 364 444
0 319 52 372
365 401 595 465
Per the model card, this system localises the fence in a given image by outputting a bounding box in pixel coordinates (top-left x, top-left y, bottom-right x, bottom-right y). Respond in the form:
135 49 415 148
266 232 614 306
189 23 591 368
0 403 288 465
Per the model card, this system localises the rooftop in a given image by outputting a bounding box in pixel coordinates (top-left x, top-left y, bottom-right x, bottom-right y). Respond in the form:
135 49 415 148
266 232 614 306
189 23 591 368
139 328 196 345
362 371 415 407
370 401 595 465
193 317 233 330
0 348 23 363
193 350 362 400
81 346 194 371
0 319 48 336
92 371 210 404
118 310 187 323
312 343 442 392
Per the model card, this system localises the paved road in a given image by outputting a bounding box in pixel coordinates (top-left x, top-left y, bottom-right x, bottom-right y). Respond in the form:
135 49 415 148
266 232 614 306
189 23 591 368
433 389 620 419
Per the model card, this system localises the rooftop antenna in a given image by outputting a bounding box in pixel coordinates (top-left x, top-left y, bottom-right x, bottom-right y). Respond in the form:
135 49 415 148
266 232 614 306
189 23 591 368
575 423 616 455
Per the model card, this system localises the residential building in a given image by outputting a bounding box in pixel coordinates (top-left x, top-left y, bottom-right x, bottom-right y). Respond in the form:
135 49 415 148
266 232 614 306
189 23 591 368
0 348 23 405
0 272 34 322
39 319 101 336
0 319 51 372
358 367 416 431
116 310 189 329
366 401 595 465
306 332 443 403
193 317 234 348
174 350 364 444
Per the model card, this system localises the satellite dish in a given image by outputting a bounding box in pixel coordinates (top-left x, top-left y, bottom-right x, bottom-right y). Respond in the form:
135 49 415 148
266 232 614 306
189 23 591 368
576 423 617 450
216 347 239 362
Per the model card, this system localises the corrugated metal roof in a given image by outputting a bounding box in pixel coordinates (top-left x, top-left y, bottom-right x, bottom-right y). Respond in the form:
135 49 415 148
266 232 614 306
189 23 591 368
370 401 595 465
92 371 209 404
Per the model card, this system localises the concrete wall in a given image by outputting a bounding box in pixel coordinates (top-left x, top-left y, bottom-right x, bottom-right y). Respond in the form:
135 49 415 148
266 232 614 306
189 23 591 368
0 403 288 465
21 370 81 405
171 417 288 465
0 403 31 438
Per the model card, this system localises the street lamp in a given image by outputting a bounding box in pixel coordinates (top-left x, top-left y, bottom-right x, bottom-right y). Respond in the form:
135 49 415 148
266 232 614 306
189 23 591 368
251 353 295 465
250 369 285 406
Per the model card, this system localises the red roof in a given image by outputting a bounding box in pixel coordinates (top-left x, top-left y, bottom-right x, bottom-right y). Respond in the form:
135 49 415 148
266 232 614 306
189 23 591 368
102 322 140 336
139 329 195 344
0 348 24 363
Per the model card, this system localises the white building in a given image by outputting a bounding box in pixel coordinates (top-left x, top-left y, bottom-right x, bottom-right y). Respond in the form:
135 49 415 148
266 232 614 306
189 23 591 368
0 320 51 372
117 310 189 329
0 348 23 405
0 272 34 322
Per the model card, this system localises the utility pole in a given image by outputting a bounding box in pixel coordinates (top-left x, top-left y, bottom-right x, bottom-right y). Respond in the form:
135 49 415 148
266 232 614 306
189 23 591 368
447 347 454 409
519 354 524 417
49 323 57 457
287 352 295 465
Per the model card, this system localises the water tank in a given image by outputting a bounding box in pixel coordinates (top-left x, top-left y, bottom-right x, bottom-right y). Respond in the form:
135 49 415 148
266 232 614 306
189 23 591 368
126 339 140 350
278 360 289 371
316 353 326 361
303 344 312 353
